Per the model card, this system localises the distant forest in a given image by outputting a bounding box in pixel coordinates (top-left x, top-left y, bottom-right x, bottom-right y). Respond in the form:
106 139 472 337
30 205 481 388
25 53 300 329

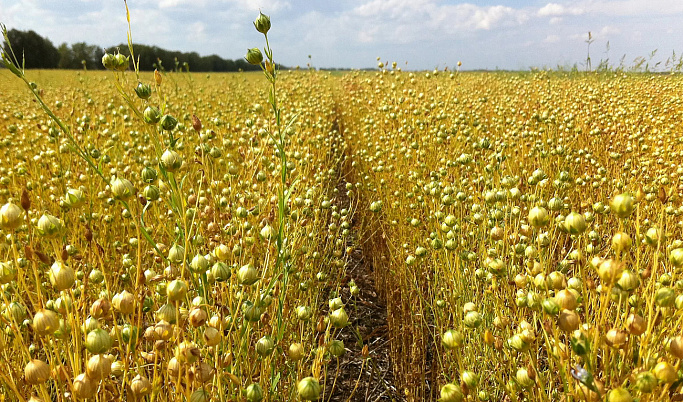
1 28 263 72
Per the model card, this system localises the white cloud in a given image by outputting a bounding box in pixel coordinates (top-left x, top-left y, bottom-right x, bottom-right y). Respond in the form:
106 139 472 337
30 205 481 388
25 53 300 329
538 3 585 17
544 34 561 43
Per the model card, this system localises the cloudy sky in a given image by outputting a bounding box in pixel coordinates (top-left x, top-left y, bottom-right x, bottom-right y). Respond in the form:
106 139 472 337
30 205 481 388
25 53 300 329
1 0 681 70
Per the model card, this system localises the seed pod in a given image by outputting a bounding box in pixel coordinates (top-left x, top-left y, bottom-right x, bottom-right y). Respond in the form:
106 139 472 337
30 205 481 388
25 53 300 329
189 307 208 327
130 374 152 396
24 359 50 385
111 177 135 201
110 360 125 377
175 341 200 364
516 367 535 388
288 343 304 361
245 48 264 65
159 114 178 131
0 202 22 230
112 290 135 315
253 12 271 34
297 377 321 401
0 261 17 284
192 114 202 132
330 307 349 328
85 354 112 380
617 270 639 291
626 313 646 335
558 309 580 332
610 193 634 218
102 52 116 69
203 326 221 346
191 362 214 383
238 263 259 285
190 388 210 402
653 361 677 383
528 206 549 228
461 371 479 388
607 387 632 402
114 53 129 71
85 328 112 354
655 287 675 307
604 328 628 349
464 311 482 328
245 383 264 402
256 335 275 357
168 244 185 263
669 336 683 359
597 259 624 285
161 149 183 172
143 106 161 124
611 232 632 253
73 373 97 399
21 188 31 211
90 298 111 319
134 82 152 99
36 214 63 238
555 289 577 310
440 383 463 402
167 279 188 302
49 261 75 291
634 371 656 393
564 212 586 235
296 305 313 321
33 309 59 336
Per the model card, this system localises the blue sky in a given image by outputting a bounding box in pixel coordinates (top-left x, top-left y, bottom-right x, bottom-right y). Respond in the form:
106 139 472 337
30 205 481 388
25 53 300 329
1 0 682 70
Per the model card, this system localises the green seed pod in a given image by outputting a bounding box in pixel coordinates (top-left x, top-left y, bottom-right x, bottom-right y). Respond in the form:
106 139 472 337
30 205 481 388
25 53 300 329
328 340 345 357
610 193 634 219
190 388 210 402
253 12 271 34
161 149 183 172
3 301 26 323
143 185 160 202
245 383 264 402
114 53 129 71
167 279 188 301
542 298 560 315
564 212 586 235
655 287 676 307
329 297 344 311
102 52 116 69
159 114 178 131
111 177 135 200
516 368 535 388
607 387 633 402
190 254 209 273
143 106 162 124
255 335 275 357
617 270 639 291
653 361 678 383
134 82 152 99
0 202 22 230
141 166 157 183
85 328 112 354
297 377 321 401
464 311 482 328
330 307 349 328
670 248 683 268
0 261 16 284
36 213 63 238
507 334 529 352
49 261 75 291
168 244 185 264
442 329 463 350
245 48 263 65
462 371 479 388
242 301 263 322
156 303 177 324
440 383 463 402
33 309 59 336
238 263 259 285
211 262 231 282
528 206 549 228
296 305 312 321
634 371 656 393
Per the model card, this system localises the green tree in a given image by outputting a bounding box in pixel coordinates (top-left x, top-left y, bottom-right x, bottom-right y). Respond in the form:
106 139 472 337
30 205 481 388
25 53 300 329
2 29 59 68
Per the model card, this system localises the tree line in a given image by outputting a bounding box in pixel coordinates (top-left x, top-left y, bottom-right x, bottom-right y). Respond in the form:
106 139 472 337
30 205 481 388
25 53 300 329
1 28 262 72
